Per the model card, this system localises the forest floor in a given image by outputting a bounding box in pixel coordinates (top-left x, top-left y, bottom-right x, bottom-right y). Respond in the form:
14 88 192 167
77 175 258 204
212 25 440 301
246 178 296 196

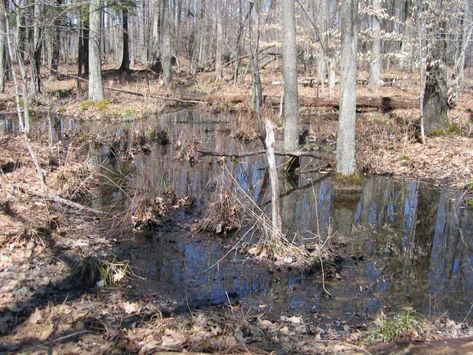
0 63 472 353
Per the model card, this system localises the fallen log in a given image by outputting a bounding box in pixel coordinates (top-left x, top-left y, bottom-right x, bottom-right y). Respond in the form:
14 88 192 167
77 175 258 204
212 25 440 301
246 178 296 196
202 94 417 112
197 149 335 164
13 184 104 215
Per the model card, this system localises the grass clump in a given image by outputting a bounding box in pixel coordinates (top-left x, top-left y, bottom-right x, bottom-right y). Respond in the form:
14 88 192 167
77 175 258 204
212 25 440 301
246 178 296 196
112 107 138 120
369 311 423 343
75 255 133 288
81 99 110 112
465 180 473 191
467 199 473 209
430 124 462 137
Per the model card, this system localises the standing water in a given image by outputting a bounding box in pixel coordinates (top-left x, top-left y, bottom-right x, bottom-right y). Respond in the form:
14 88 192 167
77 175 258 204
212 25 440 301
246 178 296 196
13 110 473 324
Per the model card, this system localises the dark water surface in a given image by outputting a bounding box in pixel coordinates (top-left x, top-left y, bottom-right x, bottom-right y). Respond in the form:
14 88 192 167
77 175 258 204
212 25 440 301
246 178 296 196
5 110 472 323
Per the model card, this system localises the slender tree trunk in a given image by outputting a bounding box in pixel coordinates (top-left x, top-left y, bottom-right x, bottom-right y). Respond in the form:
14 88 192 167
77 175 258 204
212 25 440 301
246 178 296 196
249 1 263 139
31 0 42 95
0 0 6 92
233 0 243 84
449 0 472 108
51 0 62 78
282 0 299 153
161 0 172 86
368 0 382 89
215 0 223 80
336 0 359 175
119 5 130 73
89 0 104 101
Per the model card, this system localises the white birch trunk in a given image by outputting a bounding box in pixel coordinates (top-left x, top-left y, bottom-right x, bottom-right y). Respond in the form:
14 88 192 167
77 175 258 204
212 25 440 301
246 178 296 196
265 119 282 240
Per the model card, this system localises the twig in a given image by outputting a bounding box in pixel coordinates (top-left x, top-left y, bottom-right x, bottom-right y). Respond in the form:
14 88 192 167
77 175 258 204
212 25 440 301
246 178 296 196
225 291 236 318
318 255 332 297
52 330 92 343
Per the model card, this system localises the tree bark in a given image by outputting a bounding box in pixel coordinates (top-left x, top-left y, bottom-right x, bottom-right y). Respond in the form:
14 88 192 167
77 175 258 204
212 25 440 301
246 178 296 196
0 0 6 92
161 0 173 86
119 4 130 73
265 119 282 240
51 0 62 78
78 4 89 77
282 0 299 153
423 0 448 134
336 0 359 175
31 0 42 95
215 0 223 80
368 0 382 89
88 0 104 101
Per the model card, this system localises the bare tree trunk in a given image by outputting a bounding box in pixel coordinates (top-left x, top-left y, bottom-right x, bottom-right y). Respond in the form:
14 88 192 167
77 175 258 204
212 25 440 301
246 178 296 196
336 0 358 175
51 0 62 78
119 4 130 73
265 119 282 240
368 0 382 89
282 0 299 153
161 0 173 86
449 0 472 108
233 0 244 84
78 4 89 77
215 0 223 80
0 0 6 92
249 1 263 139
423 0 448 134
31 0 42 95
89 0 104 101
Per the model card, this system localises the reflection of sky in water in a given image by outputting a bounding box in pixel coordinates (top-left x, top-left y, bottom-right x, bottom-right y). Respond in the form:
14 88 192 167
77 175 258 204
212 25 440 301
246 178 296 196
15 109 469 322
124 111 473 321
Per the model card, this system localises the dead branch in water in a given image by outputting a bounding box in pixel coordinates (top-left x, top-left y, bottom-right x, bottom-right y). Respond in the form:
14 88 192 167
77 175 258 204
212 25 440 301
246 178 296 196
197 149 334 164
13 185 104 215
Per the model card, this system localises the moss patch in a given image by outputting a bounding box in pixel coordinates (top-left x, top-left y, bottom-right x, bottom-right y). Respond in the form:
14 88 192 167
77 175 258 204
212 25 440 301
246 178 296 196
467 199 473 209
429 124 462 137
333 173 362 192
80 99 110 112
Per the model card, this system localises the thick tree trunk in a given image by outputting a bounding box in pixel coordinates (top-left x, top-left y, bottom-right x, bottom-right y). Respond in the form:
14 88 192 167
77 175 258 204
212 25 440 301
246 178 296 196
119 6 130 73
368 0 382 89
161 0 172 86
336 0 358 175
78 5 89 77
423 1 448 135
282 0 299 153
88 0 104 101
